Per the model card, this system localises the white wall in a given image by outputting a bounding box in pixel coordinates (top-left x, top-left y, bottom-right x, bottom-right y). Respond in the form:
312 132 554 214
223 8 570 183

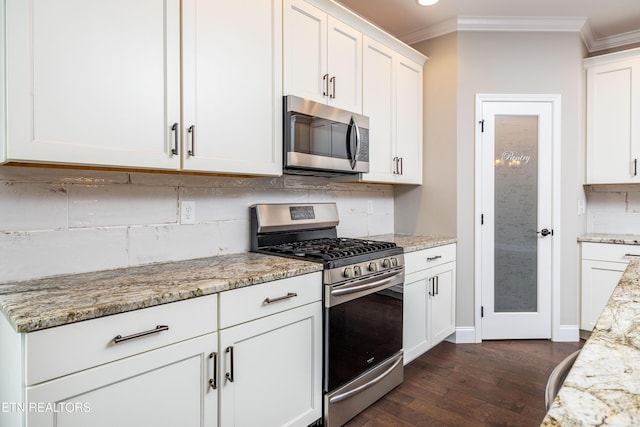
585 185 640 234
395 32 457 237
405 30 587 332
0 166 394 282
457 31 586 329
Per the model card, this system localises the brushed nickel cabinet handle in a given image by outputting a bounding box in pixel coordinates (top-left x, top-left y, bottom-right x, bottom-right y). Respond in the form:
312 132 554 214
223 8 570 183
209 352 218 389
113 325 169 344
171 122 179 155
264 292 298 304
323 74 329 97
427 255 442 262
188 125 196 156
330 76 336 99
225 346 235 383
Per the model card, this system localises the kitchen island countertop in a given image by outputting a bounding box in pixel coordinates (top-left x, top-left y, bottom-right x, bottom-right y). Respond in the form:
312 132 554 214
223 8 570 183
0 234 454 334
541 258 640 426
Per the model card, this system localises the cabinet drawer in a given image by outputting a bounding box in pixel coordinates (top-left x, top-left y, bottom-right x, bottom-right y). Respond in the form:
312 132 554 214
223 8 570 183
25 294 217 385
582 242 640 263
405 244 456 274
219 272 322 329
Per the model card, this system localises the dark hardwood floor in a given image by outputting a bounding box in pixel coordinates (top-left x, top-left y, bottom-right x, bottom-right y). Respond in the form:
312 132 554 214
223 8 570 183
345 339 584 427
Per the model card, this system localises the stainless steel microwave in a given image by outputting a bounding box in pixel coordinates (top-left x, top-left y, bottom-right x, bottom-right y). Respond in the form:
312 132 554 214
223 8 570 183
283 95 369 176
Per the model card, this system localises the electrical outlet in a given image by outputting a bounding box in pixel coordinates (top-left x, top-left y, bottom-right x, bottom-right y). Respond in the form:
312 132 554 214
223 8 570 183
577 198 585 215
181 201 196 224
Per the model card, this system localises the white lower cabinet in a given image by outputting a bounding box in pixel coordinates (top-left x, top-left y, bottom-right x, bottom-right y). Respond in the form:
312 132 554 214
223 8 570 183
403 244 456 365
581 242 639 330
0 274 324 427
26 333 218 427
218 273 323 427
10 294 220 427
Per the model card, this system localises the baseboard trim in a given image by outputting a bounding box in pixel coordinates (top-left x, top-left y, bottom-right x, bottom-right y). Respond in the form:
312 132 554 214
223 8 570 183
554 325 580 342
446 325 579 343
447 327 478 344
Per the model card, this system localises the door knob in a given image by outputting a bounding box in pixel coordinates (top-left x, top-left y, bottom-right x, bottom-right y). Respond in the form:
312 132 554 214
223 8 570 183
537 228 553 237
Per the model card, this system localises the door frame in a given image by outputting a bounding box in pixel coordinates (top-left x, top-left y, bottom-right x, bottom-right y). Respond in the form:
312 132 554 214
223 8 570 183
474 94 562 342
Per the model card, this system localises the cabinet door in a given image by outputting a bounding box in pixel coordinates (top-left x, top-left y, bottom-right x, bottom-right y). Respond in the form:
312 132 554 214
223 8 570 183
430 262 457 345
580 260 626 330
403 270 429 365
181 0 282 176
219 302 322 427
26 333 218 427
5 0 181 170
362 36 396 182
327 16 362 113
395 57 423 184
283 0 328 104
586 58 640 184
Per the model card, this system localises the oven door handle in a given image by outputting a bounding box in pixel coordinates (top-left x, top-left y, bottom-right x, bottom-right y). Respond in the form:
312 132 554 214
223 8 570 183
329 353 403 404
331 270 403 298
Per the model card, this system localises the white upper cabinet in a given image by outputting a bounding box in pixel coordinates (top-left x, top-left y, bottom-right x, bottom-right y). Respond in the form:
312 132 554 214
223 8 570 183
395 57 423 184
283 0 362 113
181 0 282 175
5 0 181 170
585 48 640 184
4 0 282 176
361 36 423 184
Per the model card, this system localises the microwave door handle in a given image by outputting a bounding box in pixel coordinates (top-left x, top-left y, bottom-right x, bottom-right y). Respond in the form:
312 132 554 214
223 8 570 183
347 116 360 170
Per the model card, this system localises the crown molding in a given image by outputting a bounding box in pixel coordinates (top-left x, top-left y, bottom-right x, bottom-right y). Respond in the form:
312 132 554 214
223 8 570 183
582 24 640 52
399 17 458 45
398 15 640 53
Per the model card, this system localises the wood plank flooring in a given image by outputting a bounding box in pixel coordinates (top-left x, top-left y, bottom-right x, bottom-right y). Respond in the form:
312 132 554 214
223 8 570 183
345 339 584 427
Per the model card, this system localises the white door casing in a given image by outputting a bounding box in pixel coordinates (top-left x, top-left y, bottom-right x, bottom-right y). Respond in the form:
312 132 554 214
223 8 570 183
475 94 562 341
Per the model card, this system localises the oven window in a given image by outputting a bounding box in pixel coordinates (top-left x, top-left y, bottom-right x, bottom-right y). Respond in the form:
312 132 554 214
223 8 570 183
326 286 403 391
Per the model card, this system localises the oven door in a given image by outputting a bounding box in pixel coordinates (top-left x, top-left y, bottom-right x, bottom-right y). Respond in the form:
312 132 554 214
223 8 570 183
324 268 404 392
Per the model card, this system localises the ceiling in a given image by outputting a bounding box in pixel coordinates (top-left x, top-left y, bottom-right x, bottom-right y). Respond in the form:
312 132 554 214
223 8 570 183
334 0 640 52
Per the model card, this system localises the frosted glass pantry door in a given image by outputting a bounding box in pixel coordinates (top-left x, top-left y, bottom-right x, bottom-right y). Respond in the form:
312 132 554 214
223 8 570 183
480 100 554 340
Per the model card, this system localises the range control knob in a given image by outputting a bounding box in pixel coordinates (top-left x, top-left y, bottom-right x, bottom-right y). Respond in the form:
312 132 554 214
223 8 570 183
353 266 362 276
382 259 391 268
390 257 399 267
368 262 378 272
343 267 354 278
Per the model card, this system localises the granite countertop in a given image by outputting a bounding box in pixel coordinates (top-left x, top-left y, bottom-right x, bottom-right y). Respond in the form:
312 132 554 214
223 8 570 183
579 233 640 245
542 258 640 426
0 253 322 333
0 234 454 334
368 233 456 252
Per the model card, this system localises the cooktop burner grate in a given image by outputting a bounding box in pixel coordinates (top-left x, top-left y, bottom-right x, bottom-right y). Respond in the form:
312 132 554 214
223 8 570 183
260 237 398 261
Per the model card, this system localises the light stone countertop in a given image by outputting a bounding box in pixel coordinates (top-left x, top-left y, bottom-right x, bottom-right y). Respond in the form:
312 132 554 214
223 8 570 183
541 258 640 426
0 234 455 334
367 233 456 252
0 253 322 333
578 233 640 245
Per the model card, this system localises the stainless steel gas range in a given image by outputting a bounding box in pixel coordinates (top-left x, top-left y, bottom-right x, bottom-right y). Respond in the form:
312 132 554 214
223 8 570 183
250 203 404 427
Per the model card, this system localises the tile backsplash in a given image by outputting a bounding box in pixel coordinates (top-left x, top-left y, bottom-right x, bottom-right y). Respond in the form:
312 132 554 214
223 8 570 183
585 185 640 235
0 166 393 282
